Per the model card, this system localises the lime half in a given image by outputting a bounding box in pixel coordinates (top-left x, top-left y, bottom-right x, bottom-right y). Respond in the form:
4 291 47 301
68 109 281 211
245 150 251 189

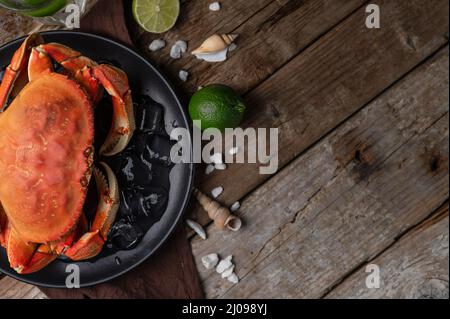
132 0 180 34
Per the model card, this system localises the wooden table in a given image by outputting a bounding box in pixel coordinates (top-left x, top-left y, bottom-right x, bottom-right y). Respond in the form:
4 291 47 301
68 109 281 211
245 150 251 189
0 0 449 299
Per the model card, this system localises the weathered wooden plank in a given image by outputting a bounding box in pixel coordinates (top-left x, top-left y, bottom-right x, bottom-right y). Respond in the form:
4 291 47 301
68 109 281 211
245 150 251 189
0 276 47 299
132 0 367 93
131 0 274 78
187 0 449 230
326 203 449 299
192 46 449 298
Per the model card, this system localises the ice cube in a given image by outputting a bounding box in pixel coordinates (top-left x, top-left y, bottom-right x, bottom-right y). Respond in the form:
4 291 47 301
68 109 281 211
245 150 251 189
108 221 143 250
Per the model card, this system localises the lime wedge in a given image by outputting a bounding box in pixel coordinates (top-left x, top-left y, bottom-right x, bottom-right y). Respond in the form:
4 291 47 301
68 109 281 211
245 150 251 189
132 0 180 34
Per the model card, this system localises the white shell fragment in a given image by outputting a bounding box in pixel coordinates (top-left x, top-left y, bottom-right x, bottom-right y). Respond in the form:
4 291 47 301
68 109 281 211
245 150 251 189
210 153 223 164
170 41 187 59
205 164 215 175
170 44 182 59
186 219 207 240
175 40 188 53
230 201 240 212
209 2 221 11
216 256 233 274
228 147 239 155
228 43 237 52
202 254 219 270
211 186 224 198
149 39 165 52
227 272 239 284
215 163 227 170
221 265 235 278
179 70 189 82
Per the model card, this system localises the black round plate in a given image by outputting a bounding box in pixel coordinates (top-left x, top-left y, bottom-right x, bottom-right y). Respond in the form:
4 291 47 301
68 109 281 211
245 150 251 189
0 31 194 288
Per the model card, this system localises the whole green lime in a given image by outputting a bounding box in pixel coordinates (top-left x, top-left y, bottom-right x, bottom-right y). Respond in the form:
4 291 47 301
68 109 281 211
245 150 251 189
189 84 246 131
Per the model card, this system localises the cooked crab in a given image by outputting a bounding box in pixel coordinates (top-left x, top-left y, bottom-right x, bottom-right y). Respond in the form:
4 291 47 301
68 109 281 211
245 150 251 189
0 33 135 274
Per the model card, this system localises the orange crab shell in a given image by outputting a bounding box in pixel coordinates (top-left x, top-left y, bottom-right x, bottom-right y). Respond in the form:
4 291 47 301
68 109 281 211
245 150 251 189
0 72 94 244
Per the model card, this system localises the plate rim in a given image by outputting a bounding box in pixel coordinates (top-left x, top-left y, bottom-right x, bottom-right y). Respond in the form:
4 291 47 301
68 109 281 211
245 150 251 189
0 30 195 288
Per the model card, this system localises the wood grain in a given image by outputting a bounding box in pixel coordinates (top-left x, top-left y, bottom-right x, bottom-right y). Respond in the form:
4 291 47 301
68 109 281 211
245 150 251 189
184 0 449 233
326 203 449 299
131 0 367 94
0 277 47 299
191 46 449 298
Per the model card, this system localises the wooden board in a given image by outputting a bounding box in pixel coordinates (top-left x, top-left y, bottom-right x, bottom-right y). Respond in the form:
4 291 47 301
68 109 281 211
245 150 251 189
0 0 448 299
0 276 46 299
191 46 449 298
178 0 450 231
326 203 449 299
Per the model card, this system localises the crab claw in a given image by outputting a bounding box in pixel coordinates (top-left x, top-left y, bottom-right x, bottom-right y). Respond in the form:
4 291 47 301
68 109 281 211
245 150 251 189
5 226 37 273
0 205 7 247
0 33 43 111
65 162 119 261
28 47 54 81
19 245 58 275
93 65 135 156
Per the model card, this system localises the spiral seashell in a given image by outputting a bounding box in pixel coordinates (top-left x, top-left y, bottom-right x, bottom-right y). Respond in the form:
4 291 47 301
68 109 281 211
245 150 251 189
193 188 242 231
192 34 238 55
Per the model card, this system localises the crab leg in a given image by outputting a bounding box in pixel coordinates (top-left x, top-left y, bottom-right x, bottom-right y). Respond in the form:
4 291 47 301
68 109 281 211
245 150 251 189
0 33 43 111
37 43 103 103
93 65 135 156
3 214 91 274
65 162 119 261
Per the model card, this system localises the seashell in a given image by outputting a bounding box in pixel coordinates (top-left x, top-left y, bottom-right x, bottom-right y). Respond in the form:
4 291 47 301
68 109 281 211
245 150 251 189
179 70 189 82
221 264 235 278
205 164 215 175
227 272 239 284
149 39 165 52
186 219 207 240
209 2 221 11
230 201 240 212
170 44 182 59
202 253 219 269
216 256 233 274
194 49 228 63
192 34 238 55
215 163 227 170
211 186 224 198
193 188 242 231
174 40 188 53
210 153 223 164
